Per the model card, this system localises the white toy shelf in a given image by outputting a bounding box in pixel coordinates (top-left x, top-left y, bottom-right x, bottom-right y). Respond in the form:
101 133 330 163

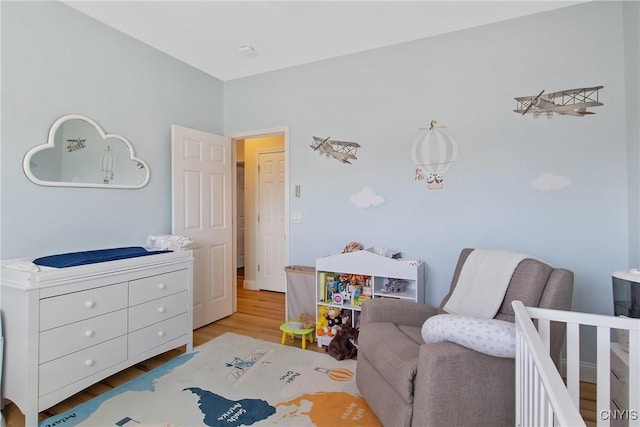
315 247 426 347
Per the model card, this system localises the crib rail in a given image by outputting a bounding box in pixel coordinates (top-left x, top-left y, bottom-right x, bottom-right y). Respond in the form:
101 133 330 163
513 300 640 427
513 301 585 426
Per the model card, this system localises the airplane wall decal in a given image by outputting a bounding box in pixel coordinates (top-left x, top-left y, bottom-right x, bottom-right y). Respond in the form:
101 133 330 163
310 136 361 164
514 86 603 119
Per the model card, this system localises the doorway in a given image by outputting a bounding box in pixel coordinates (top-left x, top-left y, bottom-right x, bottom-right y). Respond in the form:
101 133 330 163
234 131 288 293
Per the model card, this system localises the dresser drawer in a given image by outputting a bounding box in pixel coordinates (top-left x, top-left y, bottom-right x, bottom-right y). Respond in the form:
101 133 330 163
40 282 128 331
39 336 127 397
129 291 187 332
610 369 629 402
611 370 629 406
611 347 629 408
129 269 188 306
39 309 127 364
128 313 188 357
610 398 630 427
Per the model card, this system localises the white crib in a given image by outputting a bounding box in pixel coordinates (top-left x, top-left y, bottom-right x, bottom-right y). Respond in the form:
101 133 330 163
513 300 640 427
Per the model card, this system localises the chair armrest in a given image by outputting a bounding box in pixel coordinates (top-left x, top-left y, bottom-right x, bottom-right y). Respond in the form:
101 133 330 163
359 298 438 328
412 341 515 427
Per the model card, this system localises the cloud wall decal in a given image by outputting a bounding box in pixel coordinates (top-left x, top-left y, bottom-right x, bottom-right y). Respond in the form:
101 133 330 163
351 186 385 208
531 173 572 191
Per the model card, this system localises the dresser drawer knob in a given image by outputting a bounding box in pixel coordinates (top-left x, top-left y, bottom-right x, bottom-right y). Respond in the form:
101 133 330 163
158 283 166 290
85 330 95 337
158 331 166 337
85 301 96 308
85 359 95 367
158 307 166 313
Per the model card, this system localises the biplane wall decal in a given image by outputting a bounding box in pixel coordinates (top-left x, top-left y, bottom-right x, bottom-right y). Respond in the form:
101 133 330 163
514 86 603 119
310 136 361 164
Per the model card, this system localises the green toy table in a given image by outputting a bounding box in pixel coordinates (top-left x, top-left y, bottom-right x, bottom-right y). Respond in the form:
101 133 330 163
280 321 315 349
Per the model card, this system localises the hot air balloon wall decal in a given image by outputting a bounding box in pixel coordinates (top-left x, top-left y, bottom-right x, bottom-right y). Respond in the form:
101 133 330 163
412 120 458 190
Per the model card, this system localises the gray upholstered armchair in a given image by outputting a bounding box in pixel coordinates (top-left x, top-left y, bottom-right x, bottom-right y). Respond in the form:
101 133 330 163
356 248 574 427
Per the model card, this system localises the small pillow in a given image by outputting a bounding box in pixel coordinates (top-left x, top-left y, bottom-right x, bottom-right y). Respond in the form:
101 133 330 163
421 314 516 358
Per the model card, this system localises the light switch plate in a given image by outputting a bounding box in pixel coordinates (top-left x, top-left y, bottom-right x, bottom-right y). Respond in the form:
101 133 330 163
291 211 303 223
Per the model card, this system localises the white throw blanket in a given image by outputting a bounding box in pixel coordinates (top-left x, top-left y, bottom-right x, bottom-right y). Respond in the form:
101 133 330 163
146 234 194 251
443 249 529 318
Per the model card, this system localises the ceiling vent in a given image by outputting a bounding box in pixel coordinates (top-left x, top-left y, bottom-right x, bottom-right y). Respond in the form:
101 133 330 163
238 45 258 58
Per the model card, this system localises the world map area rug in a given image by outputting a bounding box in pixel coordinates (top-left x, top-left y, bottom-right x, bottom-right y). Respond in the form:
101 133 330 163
40 332 381 427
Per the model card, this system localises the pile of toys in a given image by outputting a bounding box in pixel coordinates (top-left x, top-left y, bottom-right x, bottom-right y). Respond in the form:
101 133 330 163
319 272 372 307
317 306 359 361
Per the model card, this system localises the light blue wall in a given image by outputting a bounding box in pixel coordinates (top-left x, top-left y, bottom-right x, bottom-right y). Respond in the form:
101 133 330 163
1 1 224 259
624 1 640 266
224 0 638 357
1 1 637 367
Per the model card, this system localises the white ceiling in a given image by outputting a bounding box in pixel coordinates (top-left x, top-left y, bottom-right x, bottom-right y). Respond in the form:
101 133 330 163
63 1 584 81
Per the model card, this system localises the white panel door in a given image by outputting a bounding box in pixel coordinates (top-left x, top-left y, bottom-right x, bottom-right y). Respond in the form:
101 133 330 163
257 151 286 292
171 125 233 328
237 164 245 268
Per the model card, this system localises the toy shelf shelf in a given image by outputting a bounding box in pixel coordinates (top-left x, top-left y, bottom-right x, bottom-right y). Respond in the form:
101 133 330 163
315 247 426 347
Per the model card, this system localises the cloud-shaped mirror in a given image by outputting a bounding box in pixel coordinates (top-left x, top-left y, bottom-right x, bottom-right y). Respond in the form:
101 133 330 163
23 115 150 188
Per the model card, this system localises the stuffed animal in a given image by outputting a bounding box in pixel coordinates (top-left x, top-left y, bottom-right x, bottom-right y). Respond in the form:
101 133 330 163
342 241 364 253
316 306 329 336
327 324 359 361
323 307 343 337
298 312 315 329
382 279 408 293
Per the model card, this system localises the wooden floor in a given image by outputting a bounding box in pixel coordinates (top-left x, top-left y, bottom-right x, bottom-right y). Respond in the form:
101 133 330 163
3 272 598 426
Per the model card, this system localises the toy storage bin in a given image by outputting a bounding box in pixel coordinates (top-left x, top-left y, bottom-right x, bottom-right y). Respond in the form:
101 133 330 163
284 265 316 321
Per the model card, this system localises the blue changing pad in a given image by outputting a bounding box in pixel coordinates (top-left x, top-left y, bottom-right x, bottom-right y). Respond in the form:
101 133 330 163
33 246 172 268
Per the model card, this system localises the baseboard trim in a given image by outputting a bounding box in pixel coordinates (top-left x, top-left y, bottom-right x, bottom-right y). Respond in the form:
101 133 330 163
560 358 598 384
243 279 258 290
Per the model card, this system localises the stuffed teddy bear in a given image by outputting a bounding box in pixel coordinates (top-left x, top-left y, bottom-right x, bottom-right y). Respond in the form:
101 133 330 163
323 307 343 337
298 312 315 329
327 323 359 361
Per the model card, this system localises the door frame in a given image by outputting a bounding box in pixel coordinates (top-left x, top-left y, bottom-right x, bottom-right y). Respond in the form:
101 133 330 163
229 126 290 293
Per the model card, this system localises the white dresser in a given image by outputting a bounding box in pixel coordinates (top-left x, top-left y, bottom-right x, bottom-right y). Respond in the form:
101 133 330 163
0 250 193 426
611 342 631 427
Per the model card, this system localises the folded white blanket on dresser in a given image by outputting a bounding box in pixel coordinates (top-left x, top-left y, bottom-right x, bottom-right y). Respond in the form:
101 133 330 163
443 249 529 318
